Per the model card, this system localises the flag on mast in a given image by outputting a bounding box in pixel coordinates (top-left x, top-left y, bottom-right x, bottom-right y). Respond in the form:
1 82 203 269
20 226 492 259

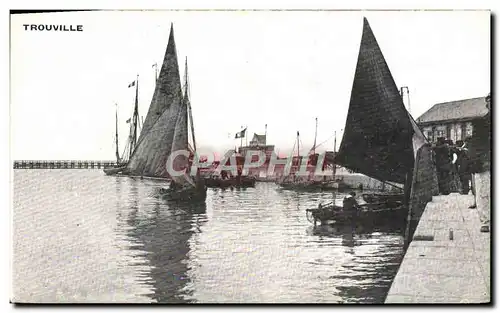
235 128 247 139
128 81 136 88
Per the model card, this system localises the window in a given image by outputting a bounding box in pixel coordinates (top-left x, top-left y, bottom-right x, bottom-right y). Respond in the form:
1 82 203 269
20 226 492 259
461 123 467 140
436 130 445 138
426 131 433 141
466 123 473 137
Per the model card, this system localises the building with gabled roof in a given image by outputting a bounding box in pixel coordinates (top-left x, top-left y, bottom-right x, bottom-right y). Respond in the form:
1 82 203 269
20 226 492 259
416 96 488 143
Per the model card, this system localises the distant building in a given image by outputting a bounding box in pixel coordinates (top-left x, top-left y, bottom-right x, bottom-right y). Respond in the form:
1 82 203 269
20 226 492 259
238 133 275 161
416 96 488 143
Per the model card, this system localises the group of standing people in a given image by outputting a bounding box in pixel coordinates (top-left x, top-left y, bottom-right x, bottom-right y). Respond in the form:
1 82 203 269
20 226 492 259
433 137 471 196
433 93 491 233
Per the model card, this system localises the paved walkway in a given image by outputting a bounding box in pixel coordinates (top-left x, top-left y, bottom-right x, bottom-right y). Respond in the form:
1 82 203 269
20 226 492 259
385 193 490 303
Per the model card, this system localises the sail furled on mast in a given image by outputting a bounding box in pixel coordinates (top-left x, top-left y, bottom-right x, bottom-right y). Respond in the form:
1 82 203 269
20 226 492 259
115 104 121 163
170 79 196 187
129 76 140 159
335 17 415 184
125 23 184 177
184 58 197 152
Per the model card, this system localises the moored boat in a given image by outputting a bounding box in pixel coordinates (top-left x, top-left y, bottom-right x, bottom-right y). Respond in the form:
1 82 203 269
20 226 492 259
160 183 207 202
123 23 185 178
162 56 207 202
201 148 258 189
310 17 429 230
306 201 406 228
204 175 256 188
103 165 127 175
103 99 137 175
362 192 405 204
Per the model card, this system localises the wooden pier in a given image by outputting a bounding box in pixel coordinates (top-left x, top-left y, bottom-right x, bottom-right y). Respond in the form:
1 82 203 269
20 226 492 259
13 160 119 169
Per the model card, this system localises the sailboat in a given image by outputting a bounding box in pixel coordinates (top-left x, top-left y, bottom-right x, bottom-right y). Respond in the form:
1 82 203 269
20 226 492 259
277 120 332 190
277 130 316 189
101 23 182 180
307 17 435 232
103 75 141 175
160 58 207 201
103 104 127 175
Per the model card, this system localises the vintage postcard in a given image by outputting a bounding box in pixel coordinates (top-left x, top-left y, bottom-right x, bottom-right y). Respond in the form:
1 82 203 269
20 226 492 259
10 9 491 304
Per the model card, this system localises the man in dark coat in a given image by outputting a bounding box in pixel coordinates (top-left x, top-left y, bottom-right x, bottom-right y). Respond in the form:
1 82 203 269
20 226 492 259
467 93 491 233
433 137 452 195
455 139 472 195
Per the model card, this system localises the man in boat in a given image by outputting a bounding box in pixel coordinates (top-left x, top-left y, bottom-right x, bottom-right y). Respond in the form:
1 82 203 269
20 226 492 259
169 180 178 191
221 170 228 180
343 191 360 231
237 166 243 184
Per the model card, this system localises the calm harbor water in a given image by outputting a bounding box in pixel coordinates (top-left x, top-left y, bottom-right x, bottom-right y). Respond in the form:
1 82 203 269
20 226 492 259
13 170 405 303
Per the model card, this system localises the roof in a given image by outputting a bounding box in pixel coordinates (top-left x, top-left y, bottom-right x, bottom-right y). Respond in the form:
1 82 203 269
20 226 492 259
416 97 488 125
251 133 266 144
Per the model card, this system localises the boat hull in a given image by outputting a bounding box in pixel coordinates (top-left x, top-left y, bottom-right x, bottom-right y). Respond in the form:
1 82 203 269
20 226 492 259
160 186 207 202
278 180 351 191
103 165 126 175
362 192 404 204
204 177 256 188
306 202 407 229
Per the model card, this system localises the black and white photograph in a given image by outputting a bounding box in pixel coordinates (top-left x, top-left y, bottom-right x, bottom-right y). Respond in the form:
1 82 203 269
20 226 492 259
8 8 491 304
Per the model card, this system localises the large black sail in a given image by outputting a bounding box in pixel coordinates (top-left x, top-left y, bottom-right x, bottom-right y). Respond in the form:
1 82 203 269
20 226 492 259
335 17 415 184
125 24 183 177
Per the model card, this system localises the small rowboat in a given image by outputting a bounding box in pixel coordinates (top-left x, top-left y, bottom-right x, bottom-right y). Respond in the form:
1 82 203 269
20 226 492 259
362 192 405 204
204 176 256 188
160 185 207 202
306 201 406 228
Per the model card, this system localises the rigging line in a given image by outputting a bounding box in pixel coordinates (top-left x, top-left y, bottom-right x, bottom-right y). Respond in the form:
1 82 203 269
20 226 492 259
315 132 337 149
380 180 404 190
121 139 130 160
291 140 297 157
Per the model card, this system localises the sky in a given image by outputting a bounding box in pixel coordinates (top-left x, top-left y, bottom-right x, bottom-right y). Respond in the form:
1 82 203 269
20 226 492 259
10 10 490 160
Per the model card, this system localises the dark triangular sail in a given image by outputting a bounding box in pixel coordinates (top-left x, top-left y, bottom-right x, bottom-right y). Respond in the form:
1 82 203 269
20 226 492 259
138 23 182 144
125 24 183 177
335 17 415 184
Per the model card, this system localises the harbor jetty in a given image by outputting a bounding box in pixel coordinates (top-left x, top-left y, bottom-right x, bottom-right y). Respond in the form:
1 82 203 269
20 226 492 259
13 160 118 169
385 193 490 303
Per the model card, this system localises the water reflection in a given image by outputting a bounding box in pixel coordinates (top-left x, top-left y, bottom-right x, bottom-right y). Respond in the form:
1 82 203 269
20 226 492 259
13 171 405 303
121 179 207 303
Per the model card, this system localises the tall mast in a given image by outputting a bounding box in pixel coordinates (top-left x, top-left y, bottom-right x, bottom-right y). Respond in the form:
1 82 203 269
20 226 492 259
115 103 120 164
185 57 197 152
334 131 337 154
333 130 337 179
129 74 139 159
297 131 300 158
400 86 411 114
240 126 243 149
313 117 318 155
153 62 158 82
